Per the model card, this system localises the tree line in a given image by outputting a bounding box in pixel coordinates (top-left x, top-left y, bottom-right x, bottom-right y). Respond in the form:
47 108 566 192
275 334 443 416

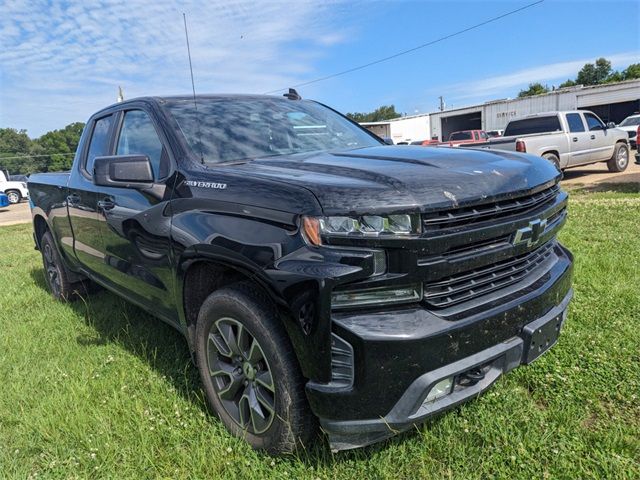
518 58 640 98
0 123 85 175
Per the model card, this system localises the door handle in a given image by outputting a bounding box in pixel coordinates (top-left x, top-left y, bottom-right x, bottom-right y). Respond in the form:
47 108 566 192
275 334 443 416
66 193 80 205
590 135 596 140
97 198 115 211
572 137 578 142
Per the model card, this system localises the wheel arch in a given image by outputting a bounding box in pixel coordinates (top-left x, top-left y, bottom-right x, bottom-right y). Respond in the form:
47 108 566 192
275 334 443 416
33 213 49 249
178 251 289 354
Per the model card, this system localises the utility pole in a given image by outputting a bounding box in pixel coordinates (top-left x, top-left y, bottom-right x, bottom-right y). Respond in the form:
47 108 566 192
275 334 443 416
438 96 445 112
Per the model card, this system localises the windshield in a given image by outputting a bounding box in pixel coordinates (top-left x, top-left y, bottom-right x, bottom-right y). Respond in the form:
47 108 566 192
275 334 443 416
619 116 640 126
164 97 381 164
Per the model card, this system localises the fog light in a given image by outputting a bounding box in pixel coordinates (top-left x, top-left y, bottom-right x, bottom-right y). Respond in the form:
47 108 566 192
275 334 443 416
331 284 422 309
424 377 453 403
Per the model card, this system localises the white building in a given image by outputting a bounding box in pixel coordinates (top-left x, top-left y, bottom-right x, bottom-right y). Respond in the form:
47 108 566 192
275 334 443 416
361 113 430 144
361 79 640 143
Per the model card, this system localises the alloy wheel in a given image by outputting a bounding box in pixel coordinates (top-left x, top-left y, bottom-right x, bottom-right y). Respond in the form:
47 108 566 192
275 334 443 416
207 317 276 434
43 243 61 297
617 146 628 169
7 192 19 204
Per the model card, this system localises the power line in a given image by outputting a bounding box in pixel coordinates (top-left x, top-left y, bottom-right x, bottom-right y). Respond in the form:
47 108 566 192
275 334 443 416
264 0 544 94
0 153 76 160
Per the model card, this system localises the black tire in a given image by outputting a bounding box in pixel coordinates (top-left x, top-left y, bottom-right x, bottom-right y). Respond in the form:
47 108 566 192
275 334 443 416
195 282 316 454
542 152 560 170
40 231 84 301
607 142 629 172
5 190 21 204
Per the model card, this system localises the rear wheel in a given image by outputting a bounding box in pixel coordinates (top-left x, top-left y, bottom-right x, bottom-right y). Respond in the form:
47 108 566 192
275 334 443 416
195 283 316 454
607 143 629 172
5 190 21 204
542 153 560 170
40 231 82 301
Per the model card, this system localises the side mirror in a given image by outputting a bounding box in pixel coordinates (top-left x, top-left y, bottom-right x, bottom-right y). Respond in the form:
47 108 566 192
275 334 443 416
382 137 395 145
94 155 154 188
606 122 616 129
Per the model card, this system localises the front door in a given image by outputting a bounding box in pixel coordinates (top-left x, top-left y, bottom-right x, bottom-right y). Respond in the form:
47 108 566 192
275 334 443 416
93 108 177 322
67 114 114 272
565 113 591 167
583 112 614 162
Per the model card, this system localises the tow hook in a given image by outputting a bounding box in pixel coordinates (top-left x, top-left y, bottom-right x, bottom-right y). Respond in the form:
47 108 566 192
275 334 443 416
458 367 486 386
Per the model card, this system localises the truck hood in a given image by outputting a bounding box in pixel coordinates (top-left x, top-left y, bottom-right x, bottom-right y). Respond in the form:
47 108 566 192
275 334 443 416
617 125 638 136
227 146 561 215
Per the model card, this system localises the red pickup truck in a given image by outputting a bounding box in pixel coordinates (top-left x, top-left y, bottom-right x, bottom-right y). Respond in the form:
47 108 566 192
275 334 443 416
419 130 489 147
447 130 489 146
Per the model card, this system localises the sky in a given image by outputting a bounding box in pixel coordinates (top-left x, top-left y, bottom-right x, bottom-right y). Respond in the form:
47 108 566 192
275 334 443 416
0 0 639 137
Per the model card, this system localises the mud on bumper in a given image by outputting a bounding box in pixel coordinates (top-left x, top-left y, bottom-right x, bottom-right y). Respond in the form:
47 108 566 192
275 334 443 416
306 244 573 451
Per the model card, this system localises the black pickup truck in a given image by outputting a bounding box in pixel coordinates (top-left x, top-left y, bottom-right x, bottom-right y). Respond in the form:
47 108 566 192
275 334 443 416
28 93 573 454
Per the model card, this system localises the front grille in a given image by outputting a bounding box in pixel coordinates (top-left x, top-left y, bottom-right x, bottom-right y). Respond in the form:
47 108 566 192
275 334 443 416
422 184 560 230
423 242 555 308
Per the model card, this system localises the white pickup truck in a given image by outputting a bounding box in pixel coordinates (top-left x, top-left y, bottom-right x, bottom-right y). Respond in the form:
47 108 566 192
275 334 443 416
0 170 30 204
470 111 630 172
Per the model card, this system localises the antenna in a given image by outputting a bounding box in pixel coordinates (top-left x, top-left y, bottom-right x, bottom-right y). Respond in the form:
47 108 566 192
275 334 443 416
183 12 204 164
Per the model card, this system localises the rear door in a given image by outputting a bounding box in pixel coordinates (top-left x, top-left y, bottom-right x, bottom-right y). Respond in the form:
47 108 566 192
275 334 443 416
91 107 177 322
565 113 591 167
583 112 613 162
67 114 115 272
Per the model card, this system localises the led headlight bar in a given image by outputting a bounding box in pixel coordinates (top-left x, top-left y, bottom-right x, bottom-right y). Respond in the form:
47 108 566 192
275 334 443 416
302 214 420 246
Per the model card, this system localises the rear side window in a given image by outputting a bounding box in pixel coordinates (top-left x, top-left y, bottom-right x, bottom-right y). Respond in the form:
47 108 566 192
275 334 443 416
116 110 165 178
85 115 113 176
583 112 605 131
450 131 472 141
566 113 585 132
504 116 562 136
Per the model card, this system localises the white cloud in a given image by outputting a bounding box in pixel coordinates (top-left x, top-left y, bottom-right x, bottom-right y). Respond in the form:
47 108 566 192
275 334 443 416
446 51 640 101
0 0 355 136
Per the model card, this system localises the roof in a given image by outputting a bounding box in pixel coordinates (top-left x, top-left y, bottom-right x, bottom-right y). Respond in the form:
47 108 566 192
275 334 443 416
92 93 297 117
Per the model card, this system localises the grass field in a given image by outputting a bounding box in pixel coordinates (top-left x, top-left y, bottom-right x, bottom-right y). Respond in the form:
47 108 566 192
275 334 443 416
1 188 639 479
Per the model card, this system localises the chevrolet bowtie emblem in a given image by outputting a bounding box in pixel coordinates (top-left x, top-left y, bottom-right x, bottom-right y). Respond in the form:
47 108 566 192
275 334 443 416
513 218 547 247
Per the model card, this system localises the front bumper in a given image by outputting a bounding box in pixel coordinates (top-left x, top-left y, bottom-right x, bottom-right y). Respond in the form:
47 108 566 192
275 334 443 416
306 243 573 451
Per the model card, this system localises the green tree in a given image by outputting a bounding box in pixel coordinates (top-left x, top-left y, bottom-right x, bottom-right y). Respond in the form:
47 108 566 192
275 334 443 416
576 58 612 86
517 82 550 98
594 57 612 83
346 105 400 122
0 128 34 174
558 79 577 88
622 63 640 80
576 63 597 85
605 71 624 83
0 122 85 174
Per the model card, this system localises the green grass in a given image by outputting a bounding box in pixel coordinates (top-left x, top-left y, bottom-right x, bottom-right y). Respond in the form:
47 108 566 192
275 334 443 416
1 189 639 479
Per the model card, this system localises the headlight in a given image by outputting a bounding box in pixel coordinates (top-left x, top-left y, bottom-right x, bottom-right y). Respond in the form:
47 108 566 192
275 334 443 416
303 214 420 245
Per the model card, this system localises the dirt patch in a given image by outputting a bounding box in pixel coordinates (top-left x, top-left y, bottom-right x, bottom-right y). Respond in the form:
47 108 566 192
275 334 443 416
562 148 640 187
0 201 32 226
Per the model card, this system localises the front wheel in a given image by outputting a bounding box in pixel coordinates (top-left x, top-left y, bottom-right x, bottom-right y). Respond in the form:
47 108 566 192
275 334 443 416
5 190 21 204
542 153 560 170
607 143 629 172
195 283 316 454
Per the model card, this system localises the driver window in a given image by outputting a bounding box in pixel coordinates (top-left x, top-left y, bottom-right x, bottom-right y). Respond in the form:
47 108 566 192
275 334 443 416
583 113 604 131
116 110 165 178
